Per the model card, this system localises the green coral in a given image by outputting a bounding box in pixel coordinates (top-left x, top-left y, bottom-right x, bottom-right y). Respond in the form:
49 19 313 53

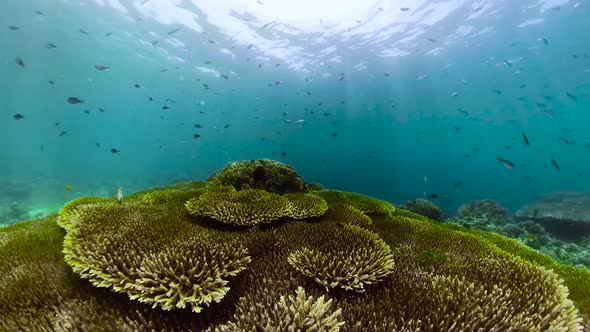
1 173 589 330
322 203 373 227
217 286 344 331
313 190 395 216
186 186 327 227
288 224 395 292
210 159 308 194
401 198 442 221
61 202 251 313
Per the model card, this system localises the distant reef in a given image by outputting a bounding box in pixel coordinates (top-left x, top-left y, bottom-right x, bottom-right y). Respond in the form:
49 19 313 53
1 160 589 331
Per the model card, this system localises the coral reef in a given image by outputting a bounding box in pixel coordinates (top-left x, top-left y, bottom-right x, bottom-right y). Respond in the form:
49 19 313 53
288 224 394 292
209 159 308 194
1 173 589 330
401 198 442 221
185 185 327 227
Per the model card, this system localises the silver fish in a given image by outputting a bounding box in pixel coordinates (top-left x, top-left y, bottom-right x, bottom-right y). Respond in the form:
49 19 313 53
497 155 514 169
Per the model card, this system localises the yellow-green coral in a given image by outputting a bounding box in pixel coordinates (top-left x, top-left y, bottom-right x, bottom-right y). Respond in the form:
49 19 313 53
61 202 251 313
288 224 394 292
1 176 589 330
313 190 395 216
218 286 344 331
186 186 327 227
322 203 372 227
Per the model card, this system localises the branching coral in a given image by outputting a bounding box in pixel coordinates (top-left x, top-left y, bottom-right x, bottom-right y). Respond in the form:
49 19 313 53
321 203 372 227
186 186 327 227
61 203 251 313
217 287 344 331
287 224 395 292
313 190 395 216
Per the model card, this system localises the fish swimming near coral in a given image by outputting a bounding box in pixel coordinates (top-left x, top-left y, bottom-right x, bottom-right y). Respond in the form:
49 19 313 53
497 155 514 170
116 187 123 203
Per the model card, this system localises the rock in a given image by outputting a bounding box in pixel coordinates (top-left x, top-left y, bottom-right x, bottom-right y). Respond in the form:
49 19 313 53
457 199 510 225
402 198 442 221
516 192 590 241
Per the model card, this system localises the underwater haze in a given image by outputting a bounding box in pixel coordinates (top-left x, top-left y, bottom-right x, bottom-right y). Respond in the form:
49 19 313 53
1 0 590 225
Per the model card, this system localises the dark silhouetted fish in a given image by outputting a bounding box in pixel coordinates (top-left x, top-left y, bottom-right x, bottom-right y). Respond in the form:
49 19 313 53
331 132 338 137
492 89 502 95
94 64 110 71
67 97 84 104
558 137 569 144
162 106 170 110
221 74 229 79
99 108 104 112
400 7 410 11
8 26 20 30
504 60 512 67
45 43 57 49
257 0 264 4
111 148 119 154
551 159 560 171
194 124 203 128
193 134 201 139
522 132 529 145
13 113 24 120
15 57 25 67
58 131 67 136
539 37 548 45
224 124 230 129
208 40 216 44
134 84 141 88
48 80 55 84
520 84 527 88
425 37 437 43
428 194 438 199
34 10 44 15
79 28 89 34
281 151 286 157
152 40 158 46
497 155 514 169
105 32 112 36
167 27 181 35
203 83 209 89
566 92 578 101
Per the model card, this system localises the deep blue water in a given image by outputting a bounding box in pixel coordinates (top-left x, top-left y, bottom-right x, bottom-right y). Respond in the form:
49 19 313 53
1 0 589 225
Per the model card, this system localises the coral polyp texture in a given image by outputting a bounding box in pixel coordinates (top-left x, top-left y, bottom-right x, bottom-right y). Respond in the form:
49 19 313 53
209 159 309 194
288 224 394 292
1 163 590 331
185 185 327 227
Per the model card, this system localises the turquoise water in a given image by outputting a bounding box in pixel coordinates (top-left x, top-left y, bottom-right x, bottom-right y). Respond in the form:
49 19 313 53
1 0 589 225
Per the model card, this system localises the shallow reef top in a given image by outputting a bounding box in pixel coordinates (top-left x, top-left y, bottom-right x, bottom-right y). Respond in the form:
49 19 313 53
1 159 590 331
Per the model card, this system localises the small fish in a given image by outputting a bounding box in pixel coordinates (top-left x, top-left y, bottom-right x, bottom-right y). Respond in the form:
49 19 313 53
504 60 512 67
541 109 554 116
116 187 123 202
331 132 338 137
400 7 410 11
224 124 230 129
422 249 437 258
543 95 553 100
152 40 158 46
96 142 100 148
384 73 390 77
281 151 287 157
64 186 72 191
221 74 229 79
536 102 547 108
45 43 57 49
194 124 203 128
134 84 141 88
457 109 469 116
58 131 67 136
203 83 209 89
162 106 170 110
204 60 212 64
34 10 44 15
13 113 24 120
497 155 515 170
551 159 560 171
428 194 438 199
83 109 90 114
111 148 119 154
167 27 182 35
105 32 112 36
99 108 105 112
94 64 110 71
67 97 84 104
15 57 25 67
141 0 150 4
193 134 201 139
450 91 459 97
79 28 89 34
257 0 264 4
425 37 437 43
566 92 578 101
519 84 527 88
208 40 216 44
48 80 55 84
8 25 20 30
522 132 529 145
492 89 502 95
539 37 548 45
558 137 569 144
